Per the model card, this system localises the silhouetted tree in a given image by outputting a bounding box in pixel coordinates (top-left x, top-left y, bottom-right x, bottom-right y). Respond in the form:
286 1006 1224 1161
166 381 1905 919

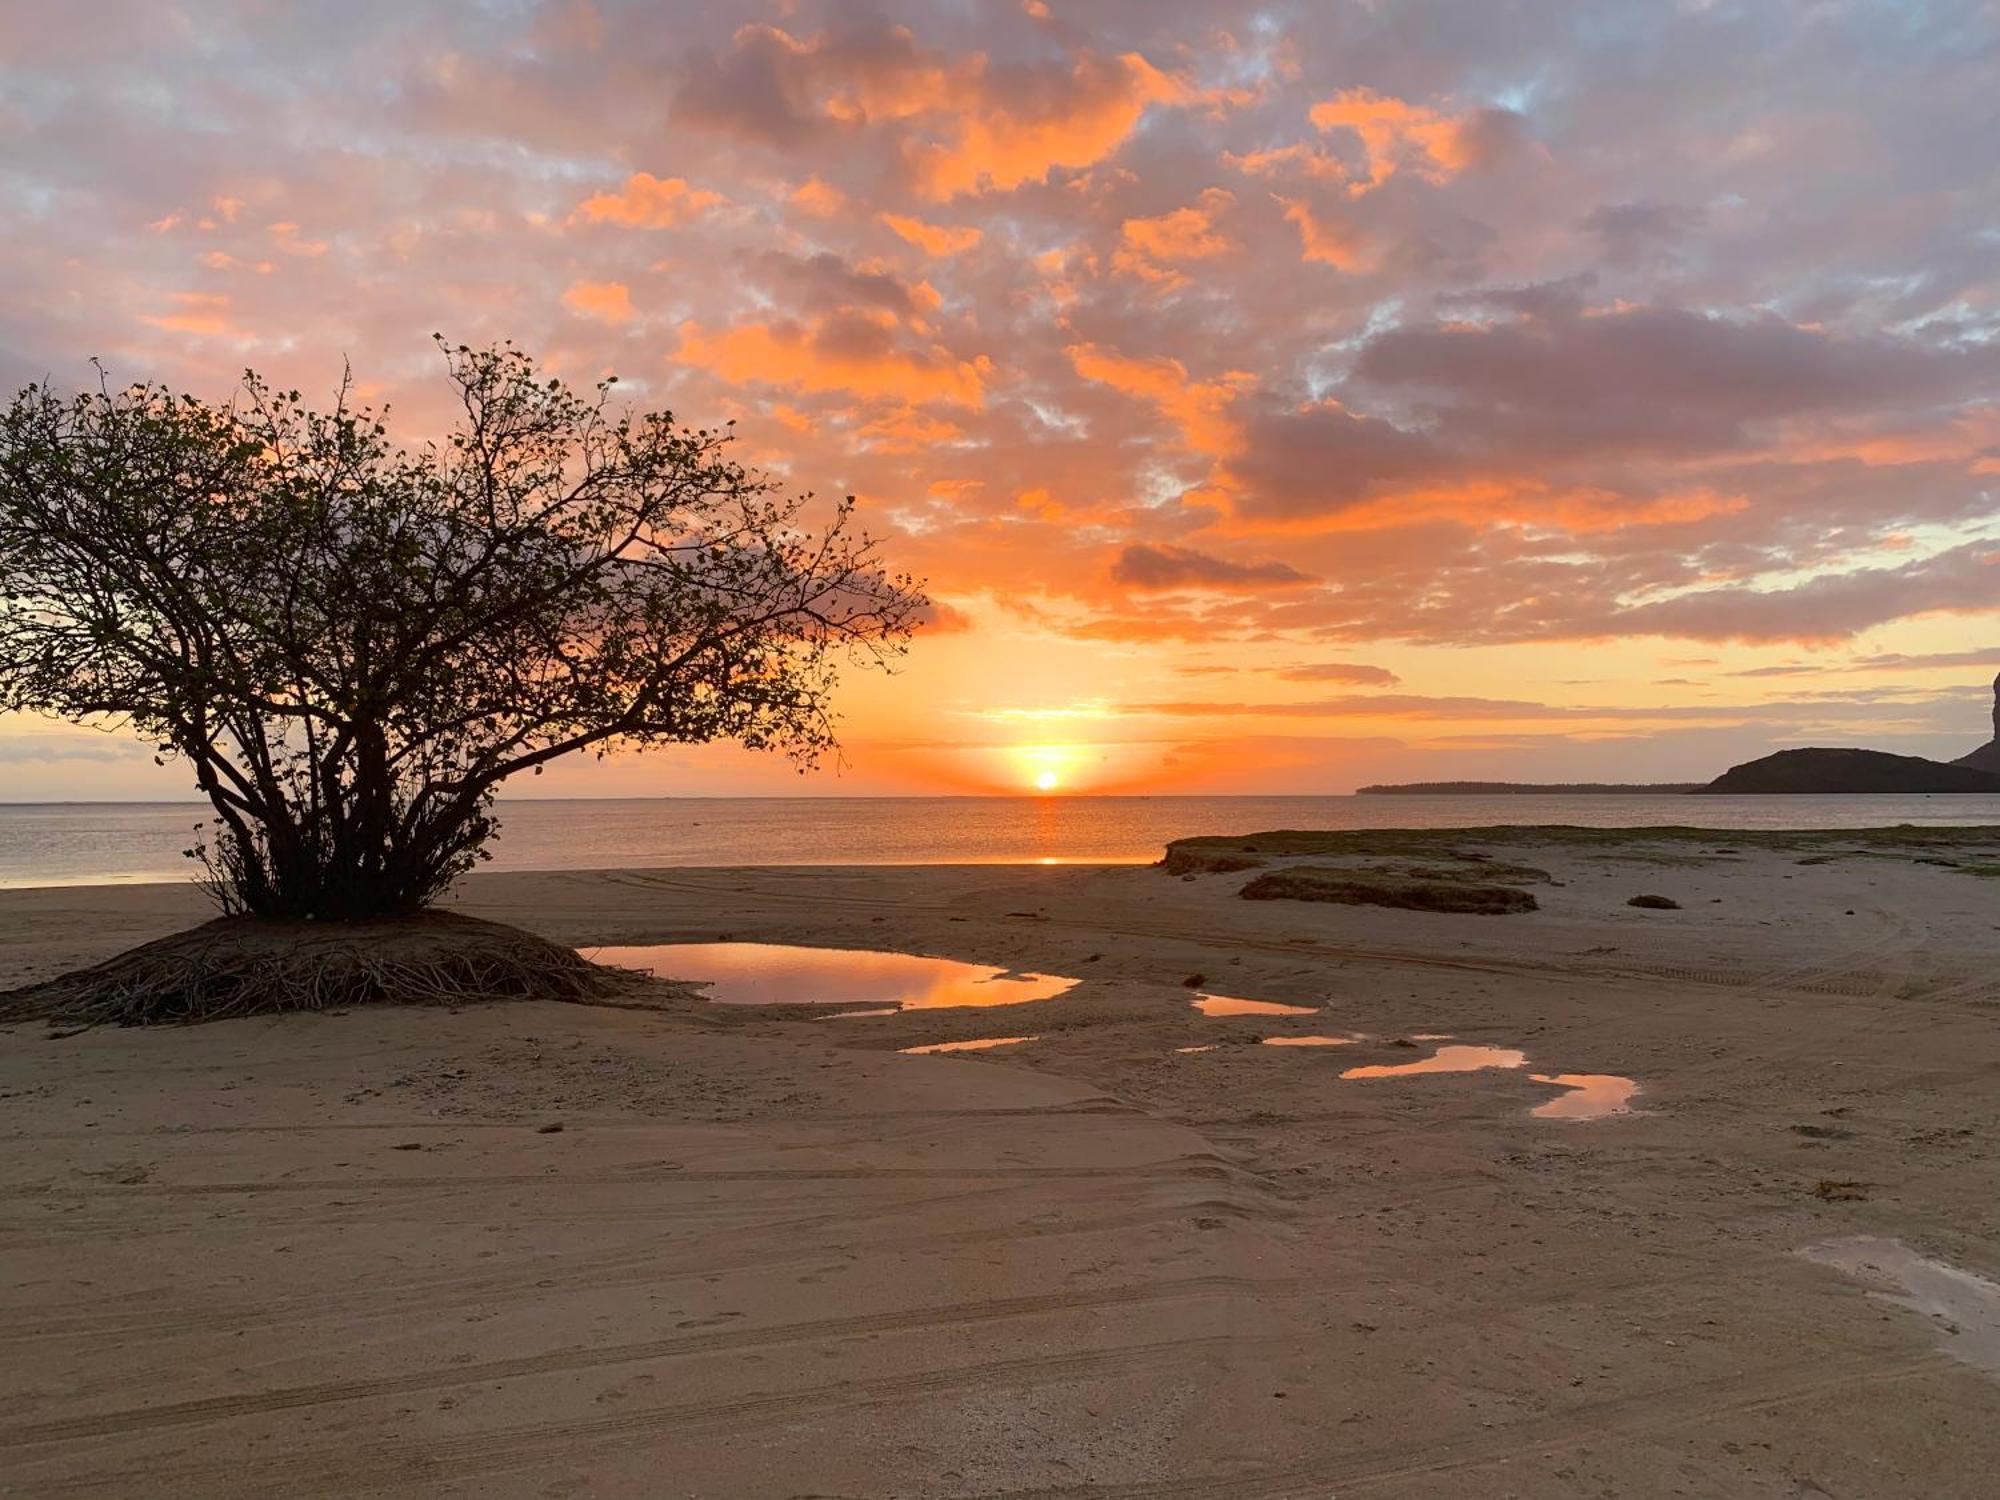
0 340 925 920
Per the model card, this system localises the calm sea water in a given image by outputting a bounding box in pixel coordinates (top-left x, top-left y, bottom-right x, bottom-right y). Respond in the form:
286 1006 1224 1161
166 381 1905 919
4 794 2000 889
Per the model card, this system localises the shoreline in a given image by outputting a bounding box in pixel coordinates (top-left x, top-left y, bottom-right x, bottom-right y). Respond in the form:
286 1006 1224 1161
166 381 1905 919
12 800 2000 893
10 810 2000 895
5 832 1999 1494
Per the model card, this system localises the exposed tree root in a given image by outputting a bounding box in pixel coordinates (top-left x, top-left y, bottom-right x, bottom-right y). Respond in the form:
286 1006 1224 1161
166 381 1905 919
0 912 632 1028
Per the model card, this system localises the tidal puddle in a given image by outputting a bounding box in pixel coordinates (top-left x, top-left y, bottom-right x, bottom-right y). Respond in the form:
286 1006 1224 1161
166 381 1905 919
591 943 1077 1010
901 1036 1039 1055
1192 994 1319 1017
1342 1044 1528 1079
1175 1044 1218 1055
1801 1237 2000 1378
1530 1072 1640 1120
1262 1035 1359 1048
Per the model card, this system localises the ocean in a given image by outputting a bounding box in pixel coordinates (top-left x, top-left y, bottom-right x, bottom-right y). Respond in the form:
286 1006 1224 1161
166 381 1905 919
5 793 2000 889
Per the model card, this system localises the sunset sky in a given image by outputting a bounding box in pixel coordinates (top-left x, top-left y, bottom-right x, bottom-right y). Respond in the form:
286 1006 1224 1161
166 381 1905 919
3 0 1997 798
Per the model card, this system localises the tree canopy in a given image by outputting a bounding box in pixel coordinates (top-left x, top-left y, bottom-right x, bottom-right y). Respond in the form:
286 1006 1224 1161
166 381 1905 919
0 340 926 918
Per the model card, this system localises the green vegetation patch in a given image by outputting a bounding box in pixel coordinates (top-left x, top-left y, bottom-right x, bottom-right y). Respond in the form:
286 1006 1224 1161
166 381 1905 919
1159 846 1268 876
1286 858 1555 885
1373 860 1552 885
1239 866 1538 915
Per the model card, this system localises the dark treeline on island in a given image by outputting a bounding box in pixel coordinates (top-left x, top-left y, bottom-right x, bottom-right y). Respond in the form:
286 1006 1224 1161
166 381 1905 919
1357 781 1703 795
1696 673 2000 793
1370 672 2000 796
1695 748 2000 794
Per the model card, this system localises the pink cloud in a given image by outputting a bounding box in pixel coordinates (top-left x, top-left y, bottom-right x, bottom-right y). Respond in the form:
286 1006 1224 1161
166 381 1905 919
1110 543 1314 591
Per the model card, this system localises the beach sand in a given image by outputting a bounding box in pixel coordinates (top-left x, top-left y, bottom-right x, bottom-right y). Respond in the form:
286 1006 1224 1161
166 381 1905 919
4 834 1999 1496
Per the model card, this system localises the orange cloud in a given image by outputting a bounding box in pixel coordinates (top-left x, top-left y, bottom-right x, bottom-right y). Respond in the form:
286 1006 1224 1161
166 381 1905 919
267 221 328 257
1308 88 1480 194
561 279 635 322
1228 142 1327 179
856 405 967 451
1769 406 2000 470
570 172 723 228
882 212 983 256
1067 342 1251 455
1276 196 1367 269
914 597 975 633
199 250 274 275
910 52 1190 199
140 292 243 338
1235 91 1499 202
674 31 1211 202
1249 480 1751 537
1113 188 1234 285
678 312 990 407
818 33 962 122
790 177 846 217
1029 245 1083 307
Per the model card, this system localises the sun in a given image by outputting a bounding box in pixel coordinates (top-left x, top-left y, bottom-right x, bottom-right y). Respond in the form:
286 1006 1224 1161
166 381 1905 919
1009 742 1080 794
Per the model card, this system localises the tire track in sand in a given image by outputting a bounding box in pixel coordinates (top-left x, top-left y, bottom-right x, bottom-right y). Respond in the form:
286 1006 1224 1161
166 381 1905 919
10 1333 1249 1497
1 1276 1261 1449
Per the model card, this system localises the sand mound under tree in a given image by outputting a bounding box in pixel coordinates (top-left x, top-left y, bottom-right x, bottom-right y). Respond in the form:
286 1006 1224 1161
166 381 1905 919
0 910 630 1028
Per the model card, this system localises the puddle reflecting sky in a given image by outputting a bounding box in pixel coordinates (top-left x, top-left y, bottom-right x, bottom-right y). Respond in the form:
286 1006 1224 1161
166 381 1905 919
1529 1073 1640 1119
591 943 1077 1010
1342 1044 1528 1079
1192 994 1320 1017
901 1036 1039 1054
1802 1237 2000 1379
1261 1035 1359 1048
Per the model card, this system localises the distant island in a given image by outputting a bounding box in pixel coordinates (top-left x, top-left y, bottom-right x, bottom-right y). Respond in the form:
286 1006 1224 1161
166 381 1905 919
1953 670 2000 774
1358 781 1702 795
1695 747 2000 794
1695 672 2000 793
1371 671 2000 796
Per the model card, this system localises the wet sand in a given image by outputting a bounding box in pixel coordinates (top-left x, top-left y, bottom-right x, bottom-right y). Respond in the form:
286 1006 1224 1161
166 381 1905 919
3 833 1999 1496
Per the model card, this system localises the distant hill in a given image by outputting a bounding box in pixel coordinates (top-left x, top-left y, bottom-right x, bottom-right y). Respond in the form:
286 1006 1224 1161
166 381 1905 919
1952 672 2000 773
1357 781 1702 795
1695 747 2000 795
1960 741 2000 774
